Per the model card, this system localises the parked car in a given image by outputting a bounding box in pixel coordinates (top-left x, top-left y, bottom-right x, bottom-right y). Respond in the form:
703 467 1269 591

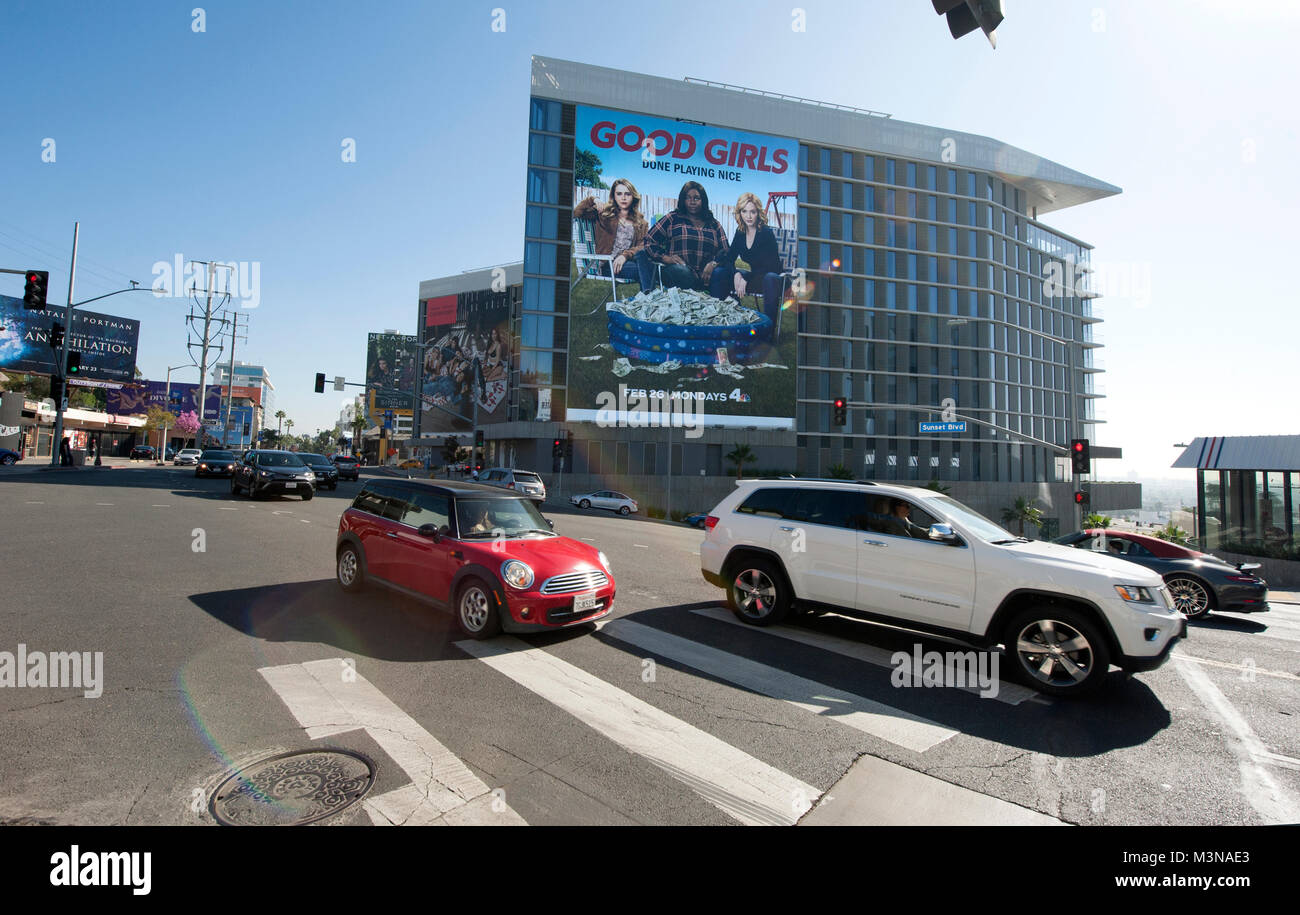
571 490 638 515
230 450 316 500
0 447 21 465
331 454 360 481
398 458 424 470
130 445 155 461
1053 529 1269 619
195 450 238 478
684 512 709 529
297 452 340 490
336 479 615 638
699 479 1186 697
173 448 203 466
479 467 547 504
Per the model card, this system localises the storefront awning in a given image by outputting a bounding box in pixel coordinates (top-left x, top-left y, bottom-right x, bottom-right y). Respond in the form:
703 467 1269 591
1172 435 1300 472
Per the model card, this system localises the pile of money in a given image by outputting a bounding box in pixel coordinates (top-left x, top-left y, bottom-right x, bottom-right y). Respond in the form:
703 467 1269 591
608 287 763 326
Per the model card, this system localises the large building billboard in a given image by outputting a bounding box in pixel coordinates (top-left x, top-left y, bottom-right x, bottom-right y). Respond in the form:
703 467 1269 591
565 105 799 430
0 294 140 382
417 289 512 434
365 332 419 415
105 381 252 421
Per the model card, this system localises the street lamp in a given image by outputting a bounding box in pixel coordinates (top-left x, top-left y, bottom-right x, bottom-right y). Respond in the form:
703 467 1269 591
157 362 198 464
947 316 1082 528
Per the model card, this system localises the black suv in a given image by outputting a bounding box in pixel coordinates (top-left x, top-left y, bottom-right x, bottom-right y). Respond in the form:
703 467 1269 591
331 454 360 481
231 450 316 500
298 453 340 490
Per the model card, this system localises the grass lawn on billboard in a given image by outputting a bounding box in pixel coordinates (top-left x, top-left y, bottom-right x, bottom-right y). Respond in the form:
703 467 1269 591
566 259 797 424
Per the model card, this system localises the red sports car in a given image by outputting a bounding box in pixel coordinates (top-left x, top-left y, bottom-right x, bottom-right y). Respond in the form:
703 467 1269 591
336 479 614 637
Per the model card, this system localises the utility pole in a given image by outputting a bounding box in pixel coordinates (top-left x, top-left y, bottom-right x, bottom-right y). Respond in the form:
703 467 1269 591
186 261 232 447
221 310 247 447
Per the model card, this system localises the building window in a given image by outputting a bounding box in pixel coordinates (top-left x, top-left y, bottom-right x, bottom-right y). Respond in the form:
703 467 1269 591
529 99 561 133
527 168 560 204
525 205 558 239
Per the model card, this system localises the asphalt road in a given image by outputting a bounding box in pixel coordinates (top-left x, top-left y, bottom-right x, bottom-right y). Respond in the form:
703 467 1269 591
1 466 1296 825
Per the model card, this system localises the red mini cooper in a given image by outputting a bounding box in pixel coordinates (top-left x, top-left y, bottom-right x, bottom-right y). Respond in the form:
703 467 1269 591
336 479 615 638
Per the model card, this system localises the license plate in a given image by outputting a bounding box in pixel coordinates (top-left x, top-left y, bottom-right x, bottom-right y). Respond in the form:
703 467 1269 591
284 482 296 489
573 591 598 612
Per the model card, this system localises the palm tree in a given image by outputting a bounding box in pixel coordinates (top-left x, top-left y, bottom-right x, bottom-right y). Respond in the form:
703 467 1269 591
1084 512 1112 529
275 410 286 435
726 444 757 479
1000 497 1044 537
283 418 294 445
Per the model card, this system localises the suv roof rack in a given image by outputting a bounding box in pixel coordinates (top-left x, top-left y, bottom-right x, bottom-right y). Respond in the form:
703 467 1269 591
738 476 879 486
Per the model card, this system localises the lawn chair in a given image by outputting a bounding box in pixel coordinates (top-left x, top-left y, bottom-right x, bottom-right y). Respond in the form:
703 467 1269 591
572 217 644 302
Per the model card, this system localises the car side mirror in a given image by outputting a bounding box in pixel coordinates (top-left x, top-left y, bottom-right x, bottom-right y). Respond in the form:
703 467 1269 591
928 523 959 544
417 523 443 542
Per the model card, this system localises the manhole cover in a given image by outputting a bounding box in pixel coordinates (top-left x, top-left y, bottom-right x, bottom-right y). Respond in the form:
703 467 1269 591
209 749 376 826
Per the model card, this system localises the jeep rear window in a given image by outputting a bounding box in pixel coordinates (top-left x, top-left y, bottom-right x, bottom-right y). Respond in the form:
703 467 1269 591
513 472 541 482
736 488 795 519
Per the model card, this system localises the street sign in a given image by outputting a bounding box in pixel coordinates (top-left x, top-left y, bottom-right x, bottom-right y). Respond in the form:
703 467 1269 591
919 421 967 433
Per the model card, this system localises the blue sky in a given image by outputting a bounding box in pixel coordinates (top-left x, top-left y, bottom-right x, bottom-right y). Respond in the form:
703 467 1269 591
1 0 1295 478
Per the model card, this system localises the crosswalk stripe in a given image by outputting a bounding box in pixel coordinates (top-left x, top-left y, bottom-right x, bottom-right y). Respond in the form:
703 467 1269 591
456 636 818 826
598 619 957 752
260 659 526 826
689 606 1038 705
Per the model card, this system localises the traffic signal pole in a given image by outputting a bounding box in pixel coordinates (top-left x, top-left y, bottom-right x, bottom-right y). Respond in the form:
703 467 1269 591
48 222 78 466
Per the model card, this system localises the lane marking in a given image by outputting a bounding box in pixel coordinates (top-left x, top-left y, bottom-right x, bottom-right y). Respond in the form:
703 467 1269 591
1174 657 1300 824
1173 650 1300 682
218 507 238 511
260 659 525 826
151 504 170 507
456 636 817 826
633 544 649 549
95 502 114 506
25 501 44 504
689 606 1037 705
599 618 957 751
301 519 310 523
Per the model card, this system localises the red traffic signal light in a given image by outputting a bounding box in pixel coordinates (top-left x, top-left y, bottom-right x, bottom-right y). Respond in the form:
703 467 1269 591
832 398 847 426
1070 438 1091 474
1074 491 1088 504
23 270 49 310
314 373 326 393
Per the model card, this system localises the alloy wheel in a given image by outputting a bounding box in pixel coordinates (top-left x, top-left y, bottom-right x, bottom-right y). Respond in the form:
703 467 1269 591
1167 577 1211 618
1014 619 1095 688
459 584 491 632
733 568 777 619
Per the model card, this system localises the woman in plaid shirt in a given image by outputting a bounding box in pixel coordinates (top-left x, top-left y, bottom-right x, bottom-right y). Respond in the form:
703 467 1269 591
635 181 729 293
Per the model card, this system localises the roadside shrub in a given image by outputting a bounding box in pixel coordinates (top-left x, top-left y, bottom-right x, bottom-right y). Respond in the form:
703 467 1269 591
669 509 686 522
646 505 667 519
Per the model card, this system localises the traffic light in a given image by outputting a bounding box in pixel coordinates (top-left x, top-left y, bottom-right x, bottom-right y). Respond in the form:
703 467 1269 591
49 376 64 404
833 397 847 426
23 270 49 310
933 0 1004 47
474 429 485 448
1070 438 1091 475
563 438 573 461
314 373 326 393
49 321 65 349
552 439 562 459
66 352 81 374
1074 490 1089 505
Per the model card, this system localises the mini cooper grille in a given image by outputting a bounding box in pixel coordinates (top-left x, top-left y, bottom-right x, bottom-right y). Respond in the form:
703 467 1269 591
539 570 609 595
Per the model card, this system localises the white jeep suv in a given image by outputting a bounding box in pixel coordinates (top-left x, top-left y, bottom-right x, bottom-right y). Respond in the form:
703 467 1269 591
699 479 1186 696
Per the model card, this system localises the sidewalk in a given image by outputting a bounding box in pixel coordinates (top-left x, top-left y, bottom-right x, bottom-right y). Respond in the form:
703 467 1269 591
0 455 152 475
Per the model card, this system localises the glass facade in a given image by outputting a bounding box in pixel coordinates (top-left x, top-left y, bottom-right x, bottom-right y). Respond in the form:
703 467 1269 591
1199 468 1298 553
521 93 1103 483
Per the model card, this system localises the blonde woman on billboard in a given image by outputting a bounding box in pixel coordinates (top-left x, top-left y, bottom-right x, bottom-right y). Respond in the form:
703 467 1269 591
572 178 648 281
716 191 785 330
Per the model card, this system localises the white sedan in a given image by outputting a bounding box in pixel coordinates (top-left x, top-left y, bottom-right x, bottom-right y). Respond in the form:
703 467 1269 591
173 448 203 466
571 490 638 515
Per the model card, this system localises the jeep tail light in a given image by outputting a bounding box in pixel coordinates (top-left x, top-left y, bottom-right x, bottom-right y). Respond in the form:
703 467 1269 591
705 515 719 531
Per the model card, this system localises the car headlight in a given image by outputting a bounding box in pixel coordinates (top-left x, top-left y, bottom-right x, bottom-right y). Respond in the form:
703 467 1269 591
598 551 611 571
500 560 534 590
258 470 269 477
305 471 315 479
1115 584 1156 603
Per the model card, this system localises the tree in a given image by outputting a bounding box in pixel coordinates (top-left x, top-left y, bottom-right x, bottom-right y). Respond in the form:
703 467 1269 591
1000 497 1044 537
726 444 757 479
174 410 201 448
826 462 853 479
284 419 293 437
1084 512 1112 529
143 405 177 454
924 479 951 494
1153 523 1192 546
573 149 607 189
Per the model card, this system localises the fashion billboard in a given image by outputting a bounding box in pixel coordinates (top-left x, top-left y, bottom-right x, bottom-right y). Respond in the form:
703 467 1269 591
0 294 140 382
105 382 251 422
365 332 419 415
566 105 799 429
417 289 511 434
